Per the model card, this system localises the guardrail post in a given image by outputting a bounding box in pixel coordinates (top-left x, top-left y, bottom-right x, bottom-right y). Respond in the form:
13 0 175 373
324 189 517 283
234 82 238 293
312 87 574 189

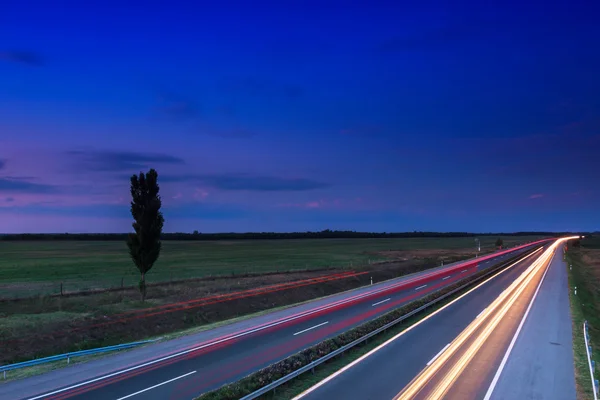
595 379 599 395
589 346 593 357
67 355 70 364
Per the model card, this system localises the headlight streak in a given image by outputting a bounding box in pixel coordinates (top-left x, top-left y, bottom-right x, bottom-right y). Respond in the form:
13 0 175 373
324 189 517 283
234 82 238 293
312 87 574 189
394 237 578 400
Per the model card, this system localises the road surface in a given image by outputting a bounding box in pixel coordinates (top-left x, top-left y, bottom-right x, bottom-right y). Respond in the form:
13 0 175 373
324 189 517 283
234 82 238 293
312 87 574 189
0 241 549 400
484 246 576 400
295 240 574 400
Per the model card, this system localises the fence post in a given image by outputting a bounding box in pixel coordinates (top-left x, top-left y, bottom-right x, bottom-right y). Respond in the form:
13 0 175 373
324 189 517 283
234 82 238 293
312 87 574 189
60 282 63 296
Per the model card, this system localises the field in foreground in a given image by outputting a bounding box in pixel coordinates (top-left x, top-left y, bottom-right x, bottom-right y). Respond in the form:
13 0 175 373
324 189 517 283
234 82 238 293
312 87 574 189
0 236 547 366
566 235 600 400
0 236 546 298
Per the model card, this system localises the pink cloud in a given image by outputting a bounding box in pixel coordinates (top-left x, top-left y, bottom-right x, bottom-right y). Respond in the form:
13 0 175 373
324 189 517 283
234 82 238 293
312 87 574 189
528 193 544 199
277 198 360 210
193 188 209 201
172 193 183 200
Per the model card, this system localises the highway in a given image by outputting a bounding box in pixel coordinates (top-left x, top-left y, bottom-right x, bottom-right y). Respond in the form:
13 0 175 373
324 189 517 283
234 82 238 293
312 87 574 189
0 240 550 400
295 238 575 400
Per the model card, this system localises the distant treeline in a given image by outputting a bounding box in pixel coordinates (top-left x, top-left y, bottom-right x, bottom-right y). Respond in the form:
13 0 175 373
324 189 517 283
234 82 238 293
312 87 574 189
0 230 584 241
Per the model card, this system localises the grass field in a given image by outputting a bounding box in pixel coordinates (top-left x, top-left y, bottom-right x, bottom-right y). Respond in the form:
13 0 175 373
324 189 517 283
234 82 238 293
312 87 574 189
566 235 600 400
0 236 546 298
0 235 549 366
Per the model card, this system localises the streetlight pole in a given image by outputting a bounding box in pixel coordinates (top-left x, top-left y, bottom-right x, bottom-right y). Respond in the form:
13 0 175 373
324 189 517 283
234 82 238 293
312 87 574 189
475 238 480 257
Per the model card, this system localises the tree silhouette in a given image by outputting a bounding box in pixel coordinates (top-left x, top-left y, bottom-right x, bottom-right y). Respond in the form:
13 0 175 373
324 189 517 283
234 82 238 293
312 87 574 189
127 169 164 301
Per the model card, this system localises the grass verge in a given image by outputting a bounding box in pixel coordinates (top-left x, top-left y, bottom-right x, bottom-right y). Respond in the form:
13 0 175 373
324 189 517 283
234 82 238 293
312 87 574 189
195 247 539 400
566 238 600 400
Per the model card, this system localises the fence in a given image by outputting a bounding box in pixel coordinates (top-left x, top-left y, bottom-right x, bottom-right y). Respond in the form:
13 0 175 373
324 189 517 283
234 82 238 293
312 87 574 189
1 339 158 379
584 320 599 400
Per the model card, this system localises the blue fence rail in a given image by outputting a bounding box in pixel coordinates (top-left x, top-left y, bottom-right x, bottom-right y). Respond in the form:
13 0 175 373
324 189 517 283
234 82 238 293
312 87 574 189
1 339 158 379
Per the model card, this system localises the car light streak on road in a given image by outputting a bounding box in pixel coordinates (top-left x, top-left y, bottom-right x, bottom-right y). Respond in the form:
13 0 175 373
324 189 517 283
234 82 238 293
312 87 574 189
293 247 543 400
393 237 577 400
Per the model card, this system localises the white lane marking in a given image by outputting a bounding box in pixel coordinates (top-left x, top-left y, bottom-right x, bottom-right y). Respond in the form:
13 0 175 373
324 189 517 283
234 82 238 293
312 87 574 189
427 343 450 366
415 285 427 291
461 269 468 273
372 298 391 307
115 371 196 400
476 308 487 319
293 321 329 336
442 276 451 280
483 248 553 400
292 248 544 400
485 261 490 264
26 244 542 400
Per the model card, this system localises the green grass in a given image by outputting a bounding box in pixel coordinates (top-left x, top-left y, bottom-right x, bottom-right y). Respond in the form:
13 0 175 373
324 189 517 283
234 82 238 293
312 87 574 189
566 235 600 400
0 236 545 297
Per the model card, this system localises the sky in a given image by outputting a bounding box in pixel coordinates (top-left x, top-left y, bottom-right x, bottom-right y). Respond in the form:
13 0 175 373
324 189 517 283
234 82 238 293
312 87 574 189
1 0 599 233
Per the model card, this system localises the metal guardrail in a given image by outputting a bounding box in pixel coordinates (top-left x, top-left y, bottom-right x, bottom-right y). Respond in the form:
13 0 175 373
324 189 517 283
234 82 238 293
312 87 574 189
584 321 599 400
239 247 541 400
1 339 158 379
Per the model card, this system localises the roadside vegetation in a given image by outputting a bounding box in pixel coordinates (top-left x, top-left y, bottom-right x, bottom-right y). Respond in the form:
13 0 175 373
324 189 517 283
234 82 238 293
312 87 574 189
0 236 544 298
566 235 600 400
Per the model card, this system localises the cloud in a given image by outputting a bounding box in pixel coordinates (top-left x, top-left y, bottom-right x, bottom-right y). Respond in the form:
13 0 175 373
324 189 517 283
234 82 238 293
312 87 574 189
0 202 246 220
68 149 185 172
0 159 5 170
201 127 257 139
529 193 545 199
154 89 198 119
162 173 330 192
0 177 59 194
0 50 44 66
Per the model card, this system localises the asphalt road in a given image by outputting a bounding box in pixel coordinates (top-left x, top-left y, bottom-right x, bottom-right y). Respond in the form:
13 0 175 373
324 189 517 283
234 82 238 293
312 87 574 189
485 246 576 400
294 242 560 400
0 240 549 400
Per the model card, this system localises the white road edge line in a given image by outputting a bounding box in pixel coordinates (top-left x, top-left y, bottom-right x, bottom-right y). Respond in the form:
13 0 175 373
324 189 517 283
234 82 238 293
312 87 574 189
476 308 487 319
426 343 450 366
415 285 427 291
461 269 468 273
372 298 391 307
442 276 451 280
482 246 554 400
292 247 544 400
293 321 329 336
115 371 196 400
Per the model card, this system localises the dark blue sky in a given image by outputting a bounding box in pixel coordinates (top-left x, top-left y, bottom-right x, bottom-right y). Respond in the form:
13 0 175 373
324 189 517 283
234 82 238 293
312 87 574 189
1 1 599 233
